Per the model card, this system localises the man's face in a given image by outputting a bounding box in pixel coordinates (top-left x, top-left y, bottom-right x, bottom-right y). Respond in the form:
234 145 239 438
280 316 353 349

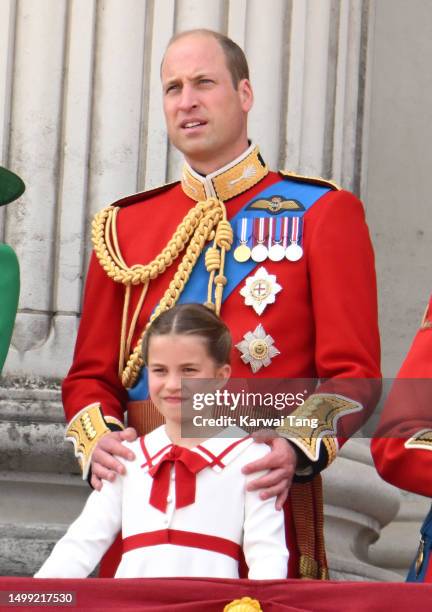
161 34 253 174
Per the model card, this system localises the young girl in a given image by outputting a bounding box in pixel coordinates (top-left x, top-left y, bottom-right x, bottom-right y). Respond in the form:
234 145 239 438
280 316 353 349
35 303 288 579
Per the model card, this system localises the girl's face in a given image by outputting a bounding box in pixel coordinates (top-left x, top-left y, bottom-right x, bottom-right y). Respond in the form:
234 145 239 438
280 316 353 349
147 333 231 425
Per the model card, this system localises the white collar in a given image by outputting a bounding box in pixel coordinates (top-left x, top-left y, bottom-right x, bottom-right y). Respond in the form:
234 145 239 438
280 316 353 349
139 425 254 473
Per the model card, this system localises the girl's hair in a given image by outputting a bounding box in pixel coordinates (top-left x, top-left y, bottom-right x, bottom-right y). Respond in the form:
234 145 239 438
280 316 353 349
142 304 231 366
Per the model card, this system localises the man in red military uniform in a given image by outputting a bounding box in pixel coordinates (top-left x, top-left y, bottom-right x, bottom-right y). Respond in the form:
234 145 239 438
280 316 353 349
64 29 381 579
372 297 432 582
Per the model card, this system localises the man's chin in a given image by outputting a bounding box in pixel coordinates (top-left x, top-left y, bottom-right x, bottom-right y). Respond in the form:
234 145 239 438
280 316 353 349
172 138 213 162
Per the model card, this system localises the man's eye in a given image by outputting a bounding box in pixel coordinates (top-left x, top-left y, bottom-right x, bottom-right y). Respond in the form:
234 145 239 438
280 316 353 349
165 84 179 94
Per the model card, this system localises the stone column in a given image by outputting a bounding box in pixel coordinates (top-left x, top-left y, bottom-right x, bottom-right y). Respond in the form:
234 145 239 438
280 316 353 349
323 439 401 581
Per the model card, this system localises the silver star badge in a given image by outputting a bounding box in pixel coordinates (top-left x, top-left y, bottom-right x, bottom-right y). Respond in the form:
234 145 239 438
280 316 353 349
235 324 280 373
239 266 282 316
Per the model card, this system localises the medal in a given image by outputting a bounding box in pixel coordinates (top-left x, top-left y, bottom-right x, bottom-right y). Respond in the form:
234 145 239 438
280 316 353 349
239 266 282 315
286 242 303 261
233 218 252 262
268 217 285 262
286 216 304 261
269 243 285 261
235 324 280 373
234 244 251 262
251 243 267 262
251 218 268 262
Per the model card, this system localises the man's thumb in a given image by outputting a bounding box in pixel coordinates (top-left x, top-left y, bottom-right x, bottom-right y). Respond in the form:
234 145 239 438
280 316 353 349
120 427 138 441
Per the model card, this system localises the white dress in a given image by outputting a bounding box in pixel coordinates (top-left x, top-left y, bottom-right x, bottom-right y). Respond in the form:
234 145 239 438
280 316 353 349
35 426 288 579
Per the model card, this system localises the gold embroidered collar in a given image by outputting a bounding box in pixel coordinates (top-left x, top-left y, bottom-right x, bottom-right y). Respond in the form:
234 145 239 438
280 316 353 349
181 143 268 202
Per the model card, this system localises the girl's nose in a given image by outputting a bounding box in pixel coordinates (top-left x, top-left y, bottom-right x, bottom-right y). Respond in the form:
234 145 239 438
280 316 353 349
165 373 181 392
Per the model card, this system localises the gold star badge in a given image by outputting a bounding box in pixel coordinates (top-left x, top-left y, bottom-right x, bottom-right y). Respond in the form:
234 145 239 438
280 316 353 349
235 324 280 373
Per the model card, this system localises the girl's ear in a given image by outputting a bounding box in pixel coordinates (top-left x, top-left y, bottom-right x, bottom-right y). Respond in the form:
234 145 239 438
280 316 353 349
216 363 231 380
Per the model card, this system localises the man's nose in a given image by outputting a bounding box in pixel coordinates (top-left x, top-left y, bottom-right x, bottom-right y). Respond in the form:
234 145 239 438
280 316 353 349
178 84 198 111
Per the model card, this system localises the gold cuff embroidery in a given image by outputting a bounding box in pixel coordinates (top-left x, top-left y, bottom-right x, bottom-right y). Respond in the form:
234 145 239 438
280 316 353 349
65 403 111 479
277 393 362 464
405 429 432 451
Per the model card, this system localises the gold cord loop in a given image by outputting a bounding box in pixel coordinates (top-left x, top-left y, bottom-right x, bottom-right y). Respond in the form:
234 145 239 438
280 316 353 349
92 197 233 388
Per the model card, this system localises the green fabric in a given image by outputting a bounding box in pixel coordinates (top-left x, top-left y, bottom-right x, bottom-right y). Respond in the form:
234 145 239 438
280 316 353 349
0 167 25 206
0 243 20 373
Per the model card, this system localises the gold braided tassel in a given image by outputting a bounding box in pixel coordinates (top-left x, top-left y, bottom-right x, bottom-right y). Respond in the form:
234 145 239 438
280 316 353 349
92 197 233 389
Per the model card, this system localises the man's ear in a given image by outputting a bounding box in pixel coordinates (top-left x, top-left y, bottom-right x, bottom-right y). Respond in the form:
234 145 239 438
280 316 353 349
216 363 231 381
238 79 254 112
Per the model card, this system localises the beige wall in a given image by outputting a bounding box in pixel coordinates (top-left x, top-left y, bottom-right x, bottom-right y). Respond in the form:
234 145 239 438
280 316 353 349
365 0 432 376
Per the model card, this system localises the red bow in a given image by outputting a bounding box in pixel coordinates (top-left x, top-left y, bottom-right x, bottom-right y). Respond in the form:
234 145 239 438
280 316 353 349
148 445 210 513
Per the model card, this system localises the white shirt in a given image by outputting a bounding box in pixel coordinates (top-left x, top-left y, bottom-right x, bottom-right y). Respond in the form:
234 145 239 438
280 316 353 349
35 426 288 579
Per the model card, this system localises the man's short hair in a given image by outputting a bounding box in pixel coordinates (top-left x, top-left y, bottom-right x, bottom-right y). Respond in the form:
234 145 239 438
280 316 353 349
163 29 249 89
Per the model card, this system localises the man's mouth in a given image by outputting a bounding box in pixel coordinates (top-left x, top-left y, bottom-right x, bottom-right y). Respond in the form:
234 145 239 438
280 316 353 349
181 120 206 129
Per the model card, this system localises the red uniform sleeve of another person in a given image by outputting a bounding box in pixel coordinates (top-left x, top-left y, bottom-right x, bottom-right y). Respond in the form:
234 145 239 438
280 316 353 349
62 252 128 425
371 296 432 497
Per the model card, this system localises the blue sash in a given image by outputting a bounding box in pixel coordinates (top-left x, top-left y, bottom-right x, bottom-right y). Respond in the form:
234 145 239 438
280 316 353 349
128 178 331 400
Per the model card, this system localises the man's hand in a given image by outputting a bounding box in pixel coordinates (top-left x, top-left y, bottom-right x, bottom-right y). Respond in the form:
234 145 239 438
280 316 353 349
90 428 138 491
242 435 298 511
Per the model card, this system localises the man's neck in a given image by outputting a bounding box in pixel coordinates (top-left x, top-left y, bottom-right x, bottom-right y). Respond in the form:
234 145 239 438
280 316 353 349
185 141 250 176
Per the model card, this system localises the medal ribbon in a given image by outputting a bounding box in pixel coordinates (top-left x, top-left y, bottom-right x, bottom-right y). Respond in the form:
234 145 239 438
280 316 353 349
289 216 303 245
268 217 277 249
282 217 289 249
253 217 268 247
236 217 252 247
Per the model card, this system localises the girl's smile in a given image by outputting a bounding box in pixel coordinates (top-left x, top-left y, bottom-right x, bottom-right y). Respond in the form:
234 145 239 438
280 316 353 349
147 333 230 444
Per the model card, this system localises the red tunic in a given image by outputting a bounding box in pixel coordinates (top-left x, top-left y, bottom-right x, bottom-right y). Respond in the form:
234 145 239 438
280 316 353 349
371 296 432 497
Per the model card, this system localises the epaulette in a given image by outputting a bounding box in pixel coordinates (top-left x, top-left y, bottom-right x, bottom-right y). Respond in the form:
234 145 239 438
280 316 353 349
279 170 341 191
111 180 179 209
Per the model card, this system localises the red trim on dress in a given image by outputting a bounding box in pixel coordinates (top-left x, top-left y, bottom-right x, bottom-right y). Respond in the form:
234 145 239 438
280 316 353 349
140 437 172 469
122 529 241 561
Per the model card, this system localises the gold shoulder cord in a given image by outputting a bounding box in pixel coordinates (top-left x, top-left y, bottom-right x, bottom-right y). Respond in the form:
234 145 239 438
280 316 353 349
92 198 233 388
